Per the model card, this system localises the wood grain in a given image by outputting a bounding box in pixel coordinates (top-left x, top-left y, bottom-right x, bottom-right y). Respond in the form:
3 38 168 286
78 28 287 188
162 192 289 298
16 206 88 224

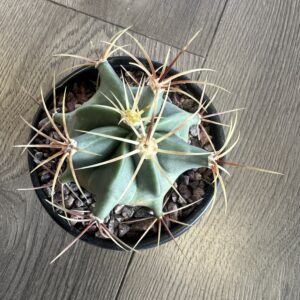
0 1 203 299
115 0 300 299
49 0 227 57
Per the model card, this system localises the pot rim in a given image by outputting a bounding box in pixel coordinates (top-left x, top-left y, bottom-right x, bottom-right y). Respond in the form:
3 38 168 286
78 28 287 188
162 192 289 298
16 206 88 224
28 56 225 250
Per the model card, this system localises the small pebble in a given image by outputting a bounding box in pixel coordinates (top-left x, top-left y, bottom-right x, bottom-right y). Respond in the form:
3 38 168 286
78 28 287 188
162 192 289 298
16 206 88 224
40 172 51 183
181 206 195 218
178 183 192 200
194 172 202 180
163 217 171 228
186 170 195 180
189 125 198 137
63 186 70 196
131 219 156 232
56 209 64 215
70 216 81 226
114 214 124 223
50 131 60 141
118 223 130 237
180 175 190 185
134 207 152 218
200 130 210 145
75 198 84 208
205 169 213 176
198 167 207 174
114 204 124 214
204 144 214 152
191 187 205 202
69 182 79 192
203 169 213 180
189 180 199 189
65 195 75 208
80 192 91 200
182 98 195 110
189 106 198 113
45 187 52 197
34 152 43 162
121 206 135 219
171 192 178 202
104 215 110 223
107 218 115 234
191 138 201 147
177 196 187 205
167 202 178 220
86 198 93 205
38 117 51 131
199 181 205 188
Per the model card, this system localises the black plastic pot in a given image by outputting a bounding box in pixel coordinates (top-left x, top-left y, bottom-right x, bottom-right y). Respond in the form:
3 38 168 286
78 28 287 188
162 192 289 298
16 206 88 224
28 56 225 250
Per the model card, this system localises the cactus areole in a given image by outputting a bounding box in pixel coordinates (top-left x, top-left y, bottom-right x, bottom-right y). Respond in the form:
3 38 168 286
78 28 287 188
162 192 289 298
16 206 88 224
28 57 225 249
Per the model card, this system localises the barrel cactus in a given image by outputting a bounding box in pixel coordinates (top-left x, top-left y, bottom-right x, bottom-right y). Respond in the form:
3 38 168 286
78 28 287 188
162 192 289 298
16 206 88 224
52 60 212 221
16 28 282 261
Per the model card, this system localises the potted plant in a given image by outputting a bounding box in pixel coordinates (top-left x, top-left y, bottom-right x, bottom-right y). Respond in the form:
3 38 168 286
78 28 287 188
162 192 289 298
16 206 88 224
16 28 282 263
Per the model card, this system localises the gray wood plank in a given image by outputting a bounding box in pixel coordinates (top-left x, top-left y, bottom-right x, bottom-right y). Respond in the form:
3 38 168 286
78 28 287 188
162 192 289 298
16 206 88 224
116 1 300 299
0 1 203 299
49 0 227 57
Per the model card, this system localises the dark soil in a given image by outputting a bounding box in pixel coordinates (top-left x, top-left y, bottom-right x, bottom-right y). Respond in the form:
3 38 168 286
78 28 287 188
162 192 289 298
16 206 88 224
31 69 214 240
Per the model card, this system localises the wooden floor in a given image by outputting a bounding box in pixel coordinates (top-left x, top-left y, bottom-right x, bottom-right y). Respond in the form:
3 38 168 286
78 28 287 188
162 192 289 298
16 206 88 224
1 0 299 299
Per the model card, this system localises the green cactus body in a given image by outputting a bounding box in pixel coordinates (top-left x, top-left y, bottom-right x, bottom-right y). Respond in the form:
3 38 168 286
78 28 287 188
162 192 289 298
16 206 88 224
53 61 211 220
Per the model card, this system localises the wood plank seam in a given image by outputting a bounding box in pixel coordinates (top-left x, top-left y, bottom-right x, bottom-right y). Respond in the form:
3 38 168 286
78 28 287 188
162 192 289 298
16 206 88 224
114 253 135 300
46 0 206 59
201 0 229 66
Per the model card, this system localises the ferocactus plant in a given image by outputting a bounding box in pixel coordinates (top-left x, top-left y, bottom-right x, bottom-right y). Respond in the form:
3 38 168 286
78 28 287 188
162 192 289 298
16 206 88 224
16 28 282 261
